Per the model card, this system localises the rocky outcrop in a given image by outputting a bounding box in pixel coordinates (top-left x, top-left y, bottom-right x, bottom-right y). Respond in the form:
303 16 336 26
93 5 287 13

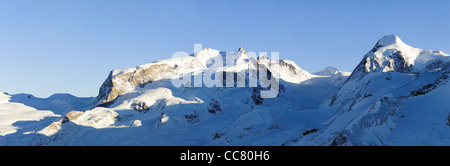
447 112 450 127
130 100 150 112
63 110 84 123
280 60 299 75
358 50 413 73
95 63 175 107
350 35 415 79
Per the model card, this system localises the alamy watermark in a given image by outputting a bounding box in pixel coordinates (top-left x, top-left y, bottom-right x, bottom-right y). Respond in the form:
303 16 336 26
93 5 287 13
171 44 280 98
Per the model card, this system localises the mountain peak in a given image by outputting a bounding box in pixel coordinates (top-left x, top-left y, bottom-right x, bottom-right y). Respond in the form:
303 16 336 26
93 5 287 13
376 34 405 47
314 66 340 76
352 35 417 74
48 93 77 99
351 34 450 76
237 46 247 54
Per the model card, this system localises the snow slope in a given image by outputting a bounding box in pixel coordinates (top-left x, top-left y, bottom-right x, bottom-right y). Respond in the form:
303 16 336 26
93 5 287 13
0 93 60 137
20 73 344 146
10 93 95 115
0 93 8 105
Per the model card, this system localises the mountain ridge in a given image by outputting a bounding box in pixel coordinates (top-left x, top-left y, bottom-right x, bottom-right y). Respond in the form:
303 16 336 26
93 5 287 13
94 46 313 107
1 35 449 146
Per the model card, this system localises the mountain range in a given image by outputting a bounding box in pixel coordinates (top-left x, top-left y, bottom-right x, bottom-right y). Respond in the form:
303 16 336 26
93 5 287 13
0 35 449 145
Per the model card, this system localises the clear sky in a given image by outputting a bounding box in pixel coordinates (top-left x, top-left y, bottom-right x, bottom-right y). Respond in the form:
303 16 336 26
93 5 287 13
1 0 449 97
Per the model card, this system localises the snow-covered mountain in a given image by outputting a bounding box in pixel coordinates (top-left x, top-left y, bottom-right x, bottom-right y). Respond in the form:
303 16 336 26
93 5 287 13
94 46 312 107
0 35 449 146
352 35 450 75
308 35 450 145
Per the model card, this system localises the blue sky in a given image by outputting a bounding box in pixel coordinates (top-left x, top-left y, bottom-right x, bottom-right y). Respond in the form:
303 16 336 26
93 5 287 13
1 0 449 97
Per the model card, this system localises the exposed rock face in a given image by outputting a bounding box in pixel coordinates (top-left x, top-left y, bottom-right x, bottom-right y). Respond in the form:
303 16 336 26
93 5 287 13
447 112 450 127
64 111 84 122
65 108 119 129
280 60 299 75
358 50 413 73
96 72 115 107
130 100 150 112
130 64 174 86
95 63 175 107
38 119 64 136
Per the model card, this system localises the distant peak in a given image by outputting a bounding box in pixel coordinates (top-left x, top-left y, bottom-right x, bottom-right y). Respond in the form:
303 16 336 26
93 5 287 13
258 54 269 61
237 46 246 54
322 66 339 71
48 93 76 99
314 66 340 76
195 46 220 58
